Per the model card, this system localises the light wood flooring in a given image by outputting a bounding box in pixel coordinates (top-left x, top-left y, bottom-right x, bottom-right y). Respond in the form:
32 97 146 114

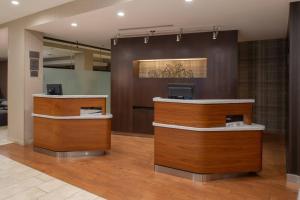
0 133 298 200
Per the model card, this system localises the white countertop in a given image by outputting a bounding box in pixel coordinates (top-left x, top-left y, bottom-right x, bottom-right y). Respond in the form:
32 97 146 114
33 94 108 99
153 97 255 104
32 113 113 120
153 122 265 132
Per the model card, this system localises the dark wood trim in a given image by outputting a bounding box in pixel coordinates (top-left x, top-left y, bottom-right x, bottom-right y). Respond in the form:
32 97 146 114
44 65 75 70
44 37 111 51
132 106 154 110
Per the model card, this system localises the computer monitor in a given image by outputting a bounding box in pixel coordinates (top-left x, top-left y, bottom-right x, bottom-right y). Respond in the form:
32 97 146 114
47 84 63 95
168 83 194 99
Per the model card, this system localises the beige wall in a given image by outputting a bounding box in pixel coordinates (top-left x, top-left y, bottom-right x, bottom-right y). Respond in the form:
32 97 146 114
7 24 26 144
24 30 44 144
7 28 43 145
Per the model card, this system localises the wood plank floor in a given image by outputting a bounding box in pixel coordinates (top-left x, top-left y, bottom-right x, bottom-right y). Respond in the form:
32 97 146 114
0 133 298 200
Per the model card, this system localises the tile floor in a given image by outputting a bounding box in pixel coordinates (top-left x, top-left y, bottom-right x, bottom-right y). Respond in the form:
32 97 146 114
0 135 105 199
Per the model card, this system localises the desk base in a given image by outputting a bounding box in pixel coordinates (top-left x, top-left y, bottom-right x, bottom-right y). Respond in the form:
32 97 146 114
154 165 256 182
34 147 106 158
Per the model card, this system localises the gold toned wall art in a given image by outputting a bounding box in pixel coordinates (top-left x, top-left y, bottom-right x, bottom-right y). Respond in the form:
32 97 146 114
137 58 207 78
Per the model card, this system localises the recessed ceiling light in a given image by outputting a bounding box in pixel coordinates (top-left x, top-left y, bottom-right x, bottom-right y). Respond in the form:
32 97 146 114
185 0 193 2
71 23 78 27
11 1 20 5
117 11 125 17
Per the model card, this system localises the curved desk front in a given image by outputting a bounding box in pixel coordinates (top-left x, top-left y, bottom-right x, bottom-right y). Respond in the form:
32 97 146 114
153 98 265 181
32 94 112 156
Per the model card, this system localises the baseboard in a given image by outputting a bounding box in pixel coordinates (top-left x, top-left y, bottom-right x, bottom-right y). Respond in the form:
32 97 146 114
155 165 254 182
287 173 300 184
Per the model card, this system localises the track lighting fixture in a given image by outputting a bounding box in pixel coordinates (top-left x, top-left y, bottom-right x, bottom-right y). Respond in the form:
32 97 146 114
144 30 155 44
176 28 183 42
113 34 120 46
113 38 118 46
144 35 149 44
212 26 220 40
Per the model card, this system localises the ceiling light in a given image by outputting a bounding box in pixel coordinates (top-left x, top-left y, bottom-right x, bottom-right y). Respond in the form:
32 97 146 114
117 11 125 17
185 0 193 2
11 1 20 5
71 23 78 27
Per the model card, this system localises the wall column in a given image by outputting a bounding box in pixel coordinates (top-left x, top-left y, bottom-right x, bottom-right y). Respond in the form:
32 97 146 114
7 27 43 145
287 1 300 183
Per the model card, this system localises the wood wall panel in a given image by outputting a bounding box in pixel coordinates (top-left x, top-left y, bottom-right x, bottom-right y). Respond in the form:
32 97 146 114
34 118 111 151
0 61 7 98
111 31 238 133
132 108 154 134
34 97 106 116
288 2 300 176
154 127 262 174
154 102 253 128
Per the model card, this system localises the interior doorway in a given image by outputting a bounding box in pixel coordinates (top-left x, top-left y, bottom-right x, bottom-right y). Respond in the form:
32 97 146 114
0 27 11 145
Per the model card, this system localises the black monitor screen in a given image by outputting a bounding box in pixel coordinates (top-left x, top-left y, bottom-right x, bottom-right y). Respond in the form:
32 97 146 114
168 83 194 99
47 84 63 95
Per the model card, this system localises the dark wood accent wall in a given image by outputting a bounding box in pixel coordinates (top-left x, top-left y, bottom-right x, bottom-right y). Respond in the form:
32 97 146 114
0 61 7 98
238 39 288 134
111 31 238 134
287 2 300 176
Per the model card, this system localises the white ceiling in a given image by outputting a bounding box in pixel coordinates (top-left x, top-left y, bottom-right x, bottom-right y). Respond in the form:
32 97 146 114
0 0 74 25
30 0 291 48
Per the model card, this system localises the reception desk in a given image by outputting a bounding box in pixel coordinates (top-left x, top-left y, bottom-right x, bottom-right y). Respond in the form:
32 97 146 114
153 97 265 181
32 94 112 157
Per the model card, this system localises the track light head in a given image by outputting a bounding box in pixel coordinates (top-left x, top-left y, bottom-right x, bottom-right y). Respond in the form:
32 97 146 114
176 28 183 42
176 34 181 42
144 36 149 44
143 30 155 44
212 26 220 40
113 34 120 46
113 38 118 46
212 32 218 40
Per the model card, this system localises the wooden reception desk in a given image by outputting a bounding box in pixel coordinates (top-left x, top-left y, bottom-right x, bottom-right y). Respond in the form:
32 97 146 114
153 97 265 181
32 94 112 157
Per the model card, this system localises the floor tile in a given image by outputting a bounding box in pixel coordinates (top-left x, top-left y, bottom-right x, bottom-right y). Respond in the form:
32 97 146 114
37 179 66 193
38 184 81 200
66 190 99 200
0 155 105 200
5 187 46 200
0 177 43 199
35 173 55 182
